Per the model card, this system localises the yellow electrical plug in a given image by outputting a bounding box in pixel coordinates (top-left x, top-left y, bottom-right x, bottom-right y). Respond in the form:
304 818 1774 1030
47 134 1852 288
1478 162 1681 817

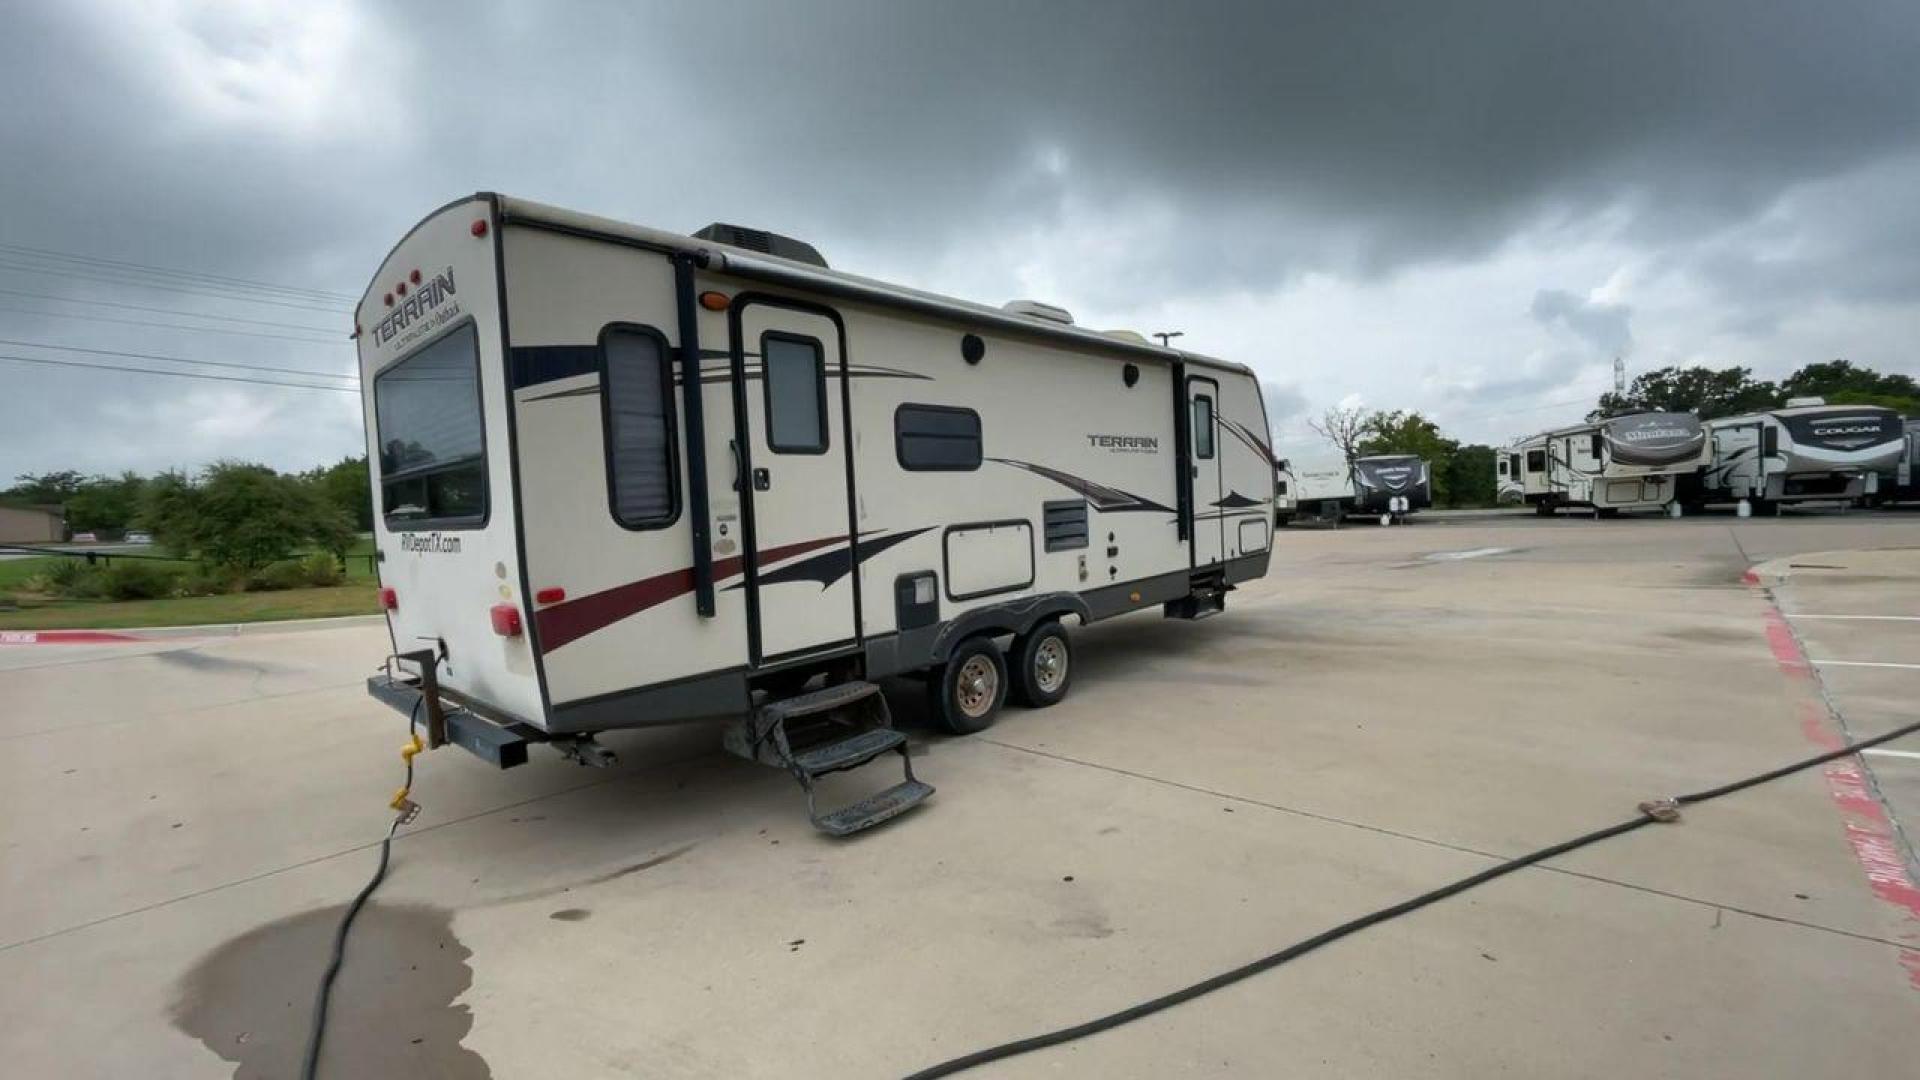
389 732 426 811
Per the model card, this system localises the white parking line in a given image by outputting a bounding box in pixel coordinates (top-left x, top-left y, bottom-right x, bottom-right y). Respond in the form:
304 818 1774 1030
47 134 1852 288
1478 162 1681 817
1810 660 1920 670
1862 748 1920 761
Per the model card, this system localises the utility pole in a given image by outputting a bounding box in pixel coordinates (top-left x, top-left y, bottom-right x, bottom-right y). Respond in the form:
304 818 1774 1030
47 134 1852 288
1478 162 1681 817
1154 331 1184 348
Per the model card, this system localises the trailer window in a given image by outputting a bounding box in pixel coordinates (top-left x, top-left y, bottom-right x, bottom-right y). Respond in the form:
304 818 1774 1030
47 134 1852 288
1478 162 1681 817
896 404 982 471
1526 450 1545 473
1193 396 1215 459
375 322 486 529
763 333 827 453
601 325 678 528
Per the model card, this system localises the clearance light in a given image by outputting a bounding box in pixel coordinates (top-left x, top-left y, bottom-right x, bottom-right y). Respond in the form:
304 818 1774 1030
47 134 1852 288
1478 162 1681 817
379 587 398 610
409 269 422 285
535 587 566 605
383 293 394 307
471 219 489 238
395 281 407 297
698 291 730 311
489 603 523 637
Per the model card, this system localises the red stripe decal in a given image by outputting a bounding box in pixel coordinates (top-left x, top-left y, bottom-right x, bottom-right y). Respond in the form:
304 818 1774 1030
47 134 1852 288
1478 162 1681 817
534 534 847 653
1750 575 1920 989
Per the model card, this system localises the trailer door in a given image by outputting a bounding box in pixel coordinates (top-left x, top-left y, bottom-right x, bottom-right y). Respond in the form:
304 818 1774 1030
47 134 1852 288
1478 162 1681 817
1187 376 1225 566
732 300 858 664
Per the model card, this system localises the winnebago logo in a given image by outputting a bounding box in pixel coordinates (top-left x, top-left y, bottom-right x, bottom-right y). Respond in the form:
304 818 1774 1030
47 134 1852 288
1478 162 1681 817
1087 434 1159 453
372 267 458 346
399 532 462 554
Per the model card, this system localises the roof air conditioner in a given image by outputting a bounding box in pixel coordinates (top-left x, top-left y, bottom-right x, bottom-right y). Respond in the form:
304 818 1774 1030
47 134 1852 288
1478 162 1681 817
1002 299 1075 325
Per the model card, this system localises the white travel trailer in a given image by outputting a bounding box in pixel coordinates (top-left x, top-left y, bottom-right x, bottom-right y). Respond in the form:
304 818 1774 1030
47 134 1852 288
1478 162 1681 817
1506 412 1709 517
1690 400 1906 513
1273 459 1356 525
1891 419 1920 504
359 194 1274 834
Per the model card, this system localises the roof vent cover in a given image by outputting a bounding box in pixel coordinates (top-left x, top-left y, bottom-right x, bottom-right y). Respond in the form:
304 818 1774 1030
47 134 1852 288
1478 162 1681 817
1002 299 1075 325
691 223 828 268
1784 396 1826 408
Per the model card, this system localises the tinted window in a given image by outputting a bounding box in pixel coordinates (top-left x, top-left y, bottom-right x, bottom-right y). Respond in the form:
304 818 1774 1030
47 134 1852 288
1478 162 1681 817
896 404 982 471
1194 396 1215 459
375 322 486 528
602 327 677 527
763 334 826 452
1526 450 1545 472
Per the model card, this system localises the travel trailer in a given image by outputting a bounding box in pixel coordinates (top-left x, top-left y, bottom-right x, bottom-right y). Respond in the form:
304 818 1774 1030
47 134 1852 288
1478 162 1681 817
1688 400 1905 514
1507 412 1709 517
1351 454 1430 524
1274 459 1357 525
1891 418 1920 504
359 194 1274 835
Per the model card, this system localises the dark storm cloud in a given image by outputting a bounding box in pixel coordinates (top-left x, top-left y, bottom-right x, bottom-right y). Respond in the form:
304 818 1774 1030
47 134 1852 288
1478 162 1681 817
1529 290 1632 356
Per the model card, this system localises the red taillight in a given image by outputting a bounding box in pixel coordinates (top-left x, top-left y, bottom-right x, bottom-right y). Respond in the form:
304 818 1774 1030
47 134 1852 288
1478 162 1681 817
471 219 489 238
379 587 398 610
490 603 523 637
535 587 566 605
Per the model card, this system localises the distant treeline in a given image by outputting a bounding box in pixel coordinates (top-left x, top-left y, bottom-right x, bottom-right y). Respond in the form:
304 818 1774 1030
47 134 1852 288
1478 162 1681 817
2 457 370 540
1591 359 1918 421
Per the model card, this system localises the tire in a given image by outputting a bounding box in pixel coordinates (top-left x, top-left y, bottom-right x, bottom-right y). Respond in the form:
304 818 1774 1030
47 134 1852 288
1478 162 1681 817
927 637 1008 735
1010 621 1073 708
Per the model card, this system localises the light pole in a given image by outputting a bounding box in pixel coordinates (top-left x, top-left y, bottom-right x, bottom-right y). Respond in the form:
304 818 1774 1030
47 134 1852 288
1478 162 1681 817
1153 330 1184 348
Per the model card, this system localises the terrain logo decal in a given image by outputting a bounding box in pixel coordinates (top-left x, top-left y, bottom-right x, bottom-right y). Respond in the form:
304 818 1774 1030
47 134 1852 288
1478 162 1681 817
371 267 457 348
1087 434 1159 453
990 459 1174 514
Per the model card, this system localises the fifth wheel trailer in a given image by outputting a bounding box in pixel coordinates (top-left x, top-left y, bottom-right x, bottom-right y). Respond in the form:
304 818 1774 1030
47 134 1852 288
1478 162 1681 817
358 194 1274 834
1506 412 1709 517
1685 400 1906 514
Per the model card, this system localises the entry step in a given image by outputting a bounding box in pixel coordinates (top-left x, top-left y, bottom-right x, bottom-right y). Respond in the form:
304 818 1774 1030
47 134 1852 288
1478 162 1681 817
765 679 881 721
815 779 935 837
793 727 906 777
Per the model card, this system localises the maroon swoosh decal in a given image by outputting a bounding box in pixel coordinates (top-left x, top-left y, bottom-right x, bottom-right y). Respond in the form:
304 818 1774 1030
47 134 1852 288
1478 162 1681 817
535 534 847 653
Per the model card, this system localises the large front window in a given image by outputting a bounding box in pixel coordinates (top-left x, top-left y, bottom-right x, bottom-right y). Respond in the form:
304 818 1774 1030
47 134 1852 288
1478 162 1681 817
375 322 487 528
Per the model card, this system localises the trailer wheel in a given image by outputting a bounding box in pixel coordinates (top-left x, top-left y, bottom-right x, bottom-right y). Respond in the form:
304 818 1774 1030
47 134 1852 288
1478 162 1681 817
1010 621 1072 708
928 637 1008 735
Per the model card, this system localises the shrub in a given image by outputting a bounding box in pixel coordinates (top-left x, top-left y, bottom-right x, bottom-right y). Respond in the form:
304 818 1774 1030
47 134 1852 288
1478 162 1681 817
246 559 314 592
299 552 344 587
178 566 240 597
102 561 181 601
33 560 110 598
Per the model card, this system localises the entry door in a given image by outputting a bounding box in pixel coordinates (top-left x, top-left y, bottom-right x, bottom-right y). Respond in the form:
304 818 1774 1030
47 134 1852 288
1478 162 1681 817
1187 376 1225 566
733 300 857 663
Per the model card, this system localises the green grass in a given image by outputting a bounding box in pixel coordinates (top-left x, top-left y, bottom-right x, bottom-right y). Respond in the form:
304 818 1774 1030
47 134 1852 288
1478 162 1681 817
0 584 379 630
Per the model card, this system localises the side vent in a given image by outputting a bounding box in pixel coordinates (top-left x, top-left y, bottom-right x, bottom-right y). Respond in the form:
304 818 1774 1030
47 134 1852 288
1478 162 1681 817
1043 499 1089 552
691 223 828 268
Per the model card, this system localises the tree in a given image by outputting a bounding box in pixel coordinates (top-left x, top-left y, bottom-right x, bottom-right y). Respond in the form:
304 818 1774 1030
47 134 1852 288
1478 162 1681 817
302 456 373 533
3 470 86 506
143 461 353 571
1779 359 1919 404
1444 445 1499 509
65 472 147 535
1307 406 1368 463
1590 365 1778 421
1358 410 1462 505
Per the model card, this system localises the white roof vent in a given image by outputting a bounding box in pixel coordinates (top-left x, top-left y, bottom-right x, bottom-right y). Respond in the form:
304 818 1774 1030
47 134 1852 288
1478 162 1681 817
1101 329 1150 344
1002 299 1075 325
1784 396 1826 407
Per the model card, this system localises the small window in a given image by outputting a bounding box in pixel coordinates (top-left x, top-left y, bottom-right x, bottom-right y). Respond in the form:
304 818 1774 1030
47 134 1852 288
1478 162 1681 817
1589 432 1603 458
1761 426 1779 457
1276 479 1290 494
1497 458 1509 476
1193 396 1215 459
896 404 982 471
601 325 678 528
375 321 487 529
1527 450 1546 472
763 333 827 453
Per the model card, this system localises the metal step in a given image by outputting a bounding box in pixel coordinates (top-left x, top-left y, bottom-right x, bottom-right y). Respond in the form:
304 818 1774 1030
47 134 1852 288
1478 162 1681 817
814 779 935 837
763 679 881 722
793 727 907 777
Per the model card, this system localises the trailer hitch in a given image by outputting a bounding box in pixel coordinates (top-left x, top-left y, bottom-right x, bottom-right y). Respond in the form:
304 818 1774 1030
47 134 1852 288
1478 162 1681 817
388 647 449 748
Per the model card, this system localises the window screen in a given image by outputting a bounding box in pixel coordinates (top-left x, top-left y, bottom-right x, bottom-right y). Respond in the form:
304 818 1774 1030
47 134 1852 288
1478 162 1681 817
375 322 486 528
763 334 826 452
1526 450 1546 472
1193 396 1215 459
601 327 677 527
896 404 982 471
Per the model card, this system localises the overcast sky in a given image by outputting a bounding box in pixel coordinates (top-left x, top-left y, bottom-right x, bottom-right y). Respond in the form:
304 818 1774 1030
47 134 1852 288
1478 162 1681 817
4 0 1918 479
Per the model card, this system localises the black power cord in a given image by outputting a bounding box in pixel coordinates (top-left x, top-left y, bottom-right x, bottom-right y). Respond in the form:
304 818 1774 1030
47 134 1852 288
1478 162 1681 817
299 701 421 1080
902 715 1920 1079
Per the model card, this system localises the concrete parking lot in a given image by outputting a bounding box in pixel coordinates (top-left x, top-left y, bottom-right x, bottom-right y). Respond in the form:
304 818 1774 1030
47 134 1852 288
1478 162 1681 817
3 511 1918 1078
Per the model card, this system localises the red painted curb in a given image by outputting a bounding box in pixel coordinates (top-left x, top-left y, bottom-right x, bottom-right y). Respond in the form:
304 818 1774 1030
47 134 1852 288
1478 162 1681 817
0 629 143 645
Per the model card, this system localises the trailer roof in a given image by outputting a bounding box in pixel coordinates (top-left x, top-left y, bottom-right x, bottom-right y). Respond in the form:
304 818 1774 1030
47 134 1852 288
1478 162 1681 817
1707 401 1903 426
491 194 1253 378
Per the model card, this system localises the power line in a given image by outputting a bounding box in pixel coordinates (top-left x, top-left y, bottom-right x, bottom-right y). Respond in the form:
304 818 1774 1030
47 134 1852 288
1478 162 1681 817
0 352 358 393
0 258 351 314
0 337 357 382
0 286 343 334
0 304 344 346
0 240 357 303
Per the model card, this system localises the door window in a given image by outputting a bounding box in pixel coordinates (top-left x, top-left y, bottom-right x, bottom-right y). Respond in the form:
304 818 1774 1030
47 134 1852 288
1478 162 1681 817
1526 450 1545 472
374 321 486 529
1193 395 1215 459
762 333 827 453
